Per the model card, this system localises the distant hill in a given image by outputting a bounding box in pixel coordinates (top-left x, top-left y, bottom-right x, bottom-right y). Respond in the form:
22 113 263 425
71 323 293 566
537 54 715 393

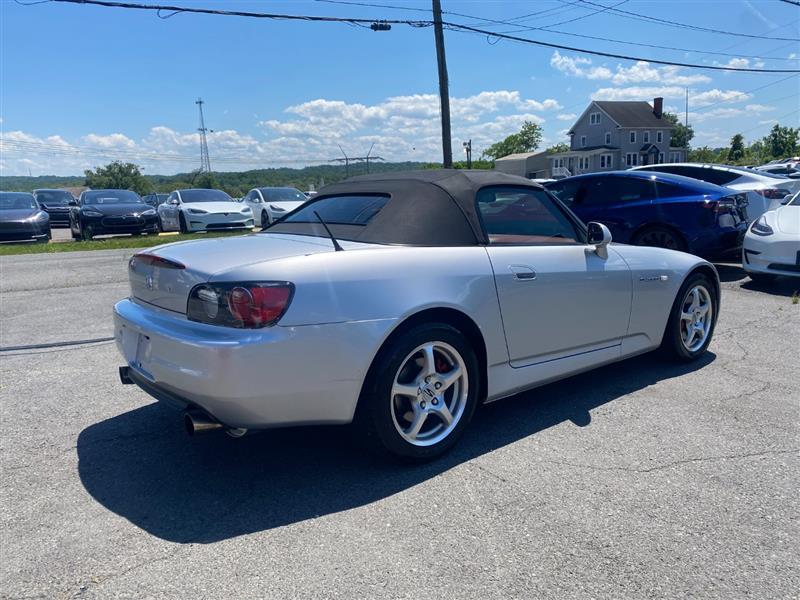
0 162 432 195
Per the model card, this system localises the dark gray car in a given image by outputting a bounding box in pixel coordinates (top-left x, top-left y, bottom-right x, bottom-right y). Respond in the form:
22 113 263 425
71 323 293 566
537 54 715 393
0 192 50 243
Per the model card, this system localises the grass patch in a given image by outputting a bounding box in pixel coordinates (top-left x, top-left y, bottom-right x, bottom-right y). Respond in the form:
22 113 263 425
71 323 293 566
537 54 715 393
0 230 252 256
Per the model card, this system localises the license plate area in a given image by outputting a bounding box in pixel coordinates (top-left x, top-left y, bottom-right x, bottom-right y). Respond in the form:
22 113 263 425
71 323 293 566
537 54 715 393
120 324 155 382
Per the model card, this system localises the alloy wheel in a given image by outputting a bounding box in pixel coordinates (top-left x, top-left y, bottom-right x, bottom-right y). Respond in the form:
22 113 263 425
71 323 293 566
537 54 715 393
679 285 713 352
390 341 468 447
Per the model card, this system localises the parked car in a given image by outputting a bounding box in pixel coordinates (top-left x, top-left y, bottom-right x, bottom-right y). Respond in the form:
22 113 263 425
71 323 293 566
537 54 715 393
32 189 76 227
142 193 169 207
545 170 748 257
754 163 800 179
157 188 254 233
304 190 318 199
242 187 308 228
629 163 799 221
115 170 720 460
71 189 158 240
742 191 800 283
0 191 50 243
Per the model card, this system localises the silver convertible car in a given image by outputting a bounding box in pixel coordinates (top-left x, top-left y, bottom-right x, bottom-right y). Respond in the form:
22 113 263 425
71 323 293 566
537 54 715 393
115 170 719 460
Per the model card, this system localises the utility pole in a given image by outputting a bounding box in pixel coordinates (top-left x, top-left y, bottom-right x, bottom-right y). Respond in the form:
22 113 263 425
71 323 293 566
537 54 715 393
196 97 212 173
432 0 453 168
685 88 689 126
462 139 472 169
365 142 375 173
337 144 350 178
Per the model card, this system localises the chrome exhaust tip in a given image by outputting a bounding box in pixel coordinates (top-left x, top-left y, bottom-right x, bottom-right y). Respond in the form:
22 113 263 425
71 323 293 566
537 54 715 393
184 409 224 436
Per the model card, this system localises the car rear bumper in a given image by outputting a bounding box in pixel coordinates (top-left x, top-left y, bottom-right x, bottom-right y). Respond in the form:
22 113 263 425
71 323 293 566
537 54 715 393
687 224 747 259
113 298 395 429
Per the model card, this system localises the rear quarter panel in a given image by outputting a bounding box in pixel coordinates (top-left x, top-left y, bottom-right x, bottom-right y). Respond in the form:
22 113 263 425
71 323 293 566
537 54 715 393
212 246 510 368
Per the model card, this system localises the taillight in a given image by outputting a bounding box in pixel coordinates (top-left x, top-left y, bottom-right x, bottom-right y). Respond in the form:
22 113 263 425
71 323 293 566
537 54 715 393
187 282 294 328
755 188 789 200
129 253 185 270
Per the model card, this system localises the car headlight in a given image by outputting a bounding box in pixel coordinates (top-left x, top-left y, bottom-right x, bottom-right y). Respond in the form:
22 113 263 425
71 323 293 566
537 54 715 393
82 210 103 217
269 204 286 212
241 206 252 213
140 209 156 216
750 215 774 236
188 208 208 215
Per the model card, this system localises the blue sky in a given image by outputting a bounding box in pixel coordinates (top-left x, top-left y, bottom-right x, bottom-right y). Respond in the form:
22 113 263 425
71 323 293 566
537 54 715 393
1 0 798 175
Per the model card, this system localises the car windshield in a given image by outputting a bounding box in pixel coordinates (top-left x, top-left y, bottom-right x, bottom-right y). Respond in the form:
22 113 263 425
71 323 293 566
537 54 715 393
260 188 307 202
179 189 232 203
83 190 143 205
35 190 73 205
788 191 800 206
0 193 38 210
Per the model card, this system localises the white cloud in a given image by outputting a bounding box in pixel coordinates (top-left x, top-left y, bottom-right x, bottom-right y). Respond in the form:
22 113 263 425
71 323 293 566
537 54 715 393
556 113 577 121
591 86 686 101
551 52 710 86
690 103 773 124
83 133 136 149
550 51 612 80
691 89 751 107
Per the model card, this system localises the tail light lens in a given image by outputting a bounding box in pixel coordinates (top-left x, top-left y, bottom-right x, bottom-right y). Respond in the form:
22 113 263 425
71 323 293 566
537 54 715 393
187 282 294 328
755 188 789 200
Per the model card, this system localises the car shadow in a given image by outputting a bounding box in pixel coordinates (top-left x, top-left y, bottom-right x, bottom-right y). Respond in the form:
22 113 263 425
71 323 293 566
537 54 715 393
713 262 748 283
739 278 800 298
77 351 715 544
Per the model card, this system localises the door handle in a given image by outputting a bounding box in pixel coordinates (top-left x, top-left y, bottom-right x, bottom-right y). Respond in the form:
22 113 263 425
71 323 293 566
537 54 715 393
509 265 537 281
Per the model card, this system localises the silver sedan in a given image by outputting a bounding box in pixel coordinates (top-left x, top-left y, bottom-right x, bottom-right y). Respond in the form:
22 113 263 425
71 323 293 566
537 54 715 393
115 170 720 460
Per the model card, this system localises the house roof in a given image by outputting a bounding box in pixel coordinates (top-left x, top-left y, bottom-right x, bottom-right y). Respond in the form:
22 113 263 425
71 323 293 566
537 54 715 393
494 151 547 161
594 101 667 128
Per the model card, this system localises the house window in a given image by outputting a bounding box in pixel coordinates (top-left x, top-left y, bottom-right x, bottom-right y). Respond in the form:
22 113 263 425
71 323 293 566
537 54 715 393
629 131 636 144
604 132 611 145
600 154 613 168
580 136 587 148
669 151 681 163
643 131 650 143
590 112 601 125
658 152 665 163
626 152 638 167
657 131 663 143
578 157 590 170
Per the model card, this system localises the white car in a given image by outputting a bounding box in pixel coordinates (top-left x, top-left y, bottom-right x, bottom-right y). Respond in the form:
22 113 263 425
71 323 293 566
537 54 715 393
631 163 799 221
115 170 720 460
158 188 254 233
742 191 800 283
242 187 308 228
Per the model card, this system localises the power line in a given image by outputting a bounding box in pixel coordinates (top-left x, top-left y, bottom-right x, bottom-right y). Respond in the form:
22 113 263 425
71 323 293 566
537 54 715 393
39 0 800 73
568 0 800 42
443 22 800 73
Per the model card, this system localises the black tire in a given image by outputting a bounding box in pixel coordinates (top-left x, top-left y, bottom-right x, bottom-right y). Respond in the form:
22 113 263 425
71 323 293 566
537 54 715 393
748 272 777 284
357 323 479 461
632 226 685 251
261 211 269 229
80 224 92 241
179 212 188 234
157 216 164 233
660 272 718 362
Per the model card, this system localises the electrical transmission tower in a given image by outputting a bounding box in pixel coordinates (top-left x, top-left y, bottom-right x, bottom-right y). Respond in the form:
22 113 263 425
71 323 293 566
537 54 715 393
196 97 212 173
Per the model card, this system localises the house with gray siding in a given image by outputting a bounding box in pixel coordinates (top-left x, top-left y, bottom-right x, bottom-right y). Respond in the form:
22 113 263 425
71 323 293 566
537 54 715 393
549 97 686 178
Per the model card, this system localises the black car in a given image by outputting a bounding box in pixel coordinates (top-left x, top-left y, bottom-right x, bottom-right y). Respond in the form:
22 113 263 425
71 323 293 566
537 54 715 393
71 189 158 240
33 189 76 227
0 192 50 243
142 193 169 207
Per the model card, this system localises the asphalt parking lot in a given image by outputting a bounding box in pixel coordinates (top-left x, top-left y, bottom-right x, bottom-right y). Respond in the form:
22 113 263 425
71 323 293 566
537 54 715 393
1 250 798 599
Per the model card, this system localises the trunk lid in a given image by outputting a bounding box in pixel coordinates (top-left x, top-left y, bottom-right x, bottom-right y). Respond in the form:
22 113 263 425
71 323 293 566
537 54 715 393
129 233 346 313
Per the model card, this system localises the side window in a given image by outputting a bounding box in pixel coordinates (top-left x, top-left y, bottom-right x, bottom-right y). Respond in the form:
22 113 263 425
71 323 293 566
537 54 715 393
703 169 739 186
546 179 583 206
477 186 581 245
584 178 654 205
654 182 685 198
167 192 177 204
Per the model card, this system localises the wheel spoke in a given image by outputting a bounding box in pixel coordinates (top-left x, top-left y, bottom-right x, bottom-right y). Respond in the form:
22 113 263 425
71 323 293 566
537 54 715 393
405 409 428 439
434 403 453 426
683 327 696 346
680 311 693 323
392 382 419 399
421 343 437 377
439 365 463 391
689 288 700 311
698 303 710 317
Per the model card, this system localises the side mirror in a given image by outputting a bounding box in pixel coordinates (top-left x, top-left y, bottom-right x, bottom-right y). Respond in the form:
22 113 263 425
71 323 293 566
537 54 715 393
587 222 612 258
69 200 78 206
169 199 179 205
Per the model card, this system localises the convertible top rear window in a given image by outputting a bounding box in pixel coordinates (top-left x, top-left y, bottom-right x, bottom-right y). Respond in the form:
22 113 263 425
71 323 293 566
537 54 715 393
283 194 388 226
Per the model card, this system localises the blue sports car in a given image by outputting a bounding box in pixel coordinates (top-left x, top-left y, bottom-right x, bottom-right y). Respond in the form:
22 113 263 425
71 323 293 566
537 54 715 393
546 171 748 257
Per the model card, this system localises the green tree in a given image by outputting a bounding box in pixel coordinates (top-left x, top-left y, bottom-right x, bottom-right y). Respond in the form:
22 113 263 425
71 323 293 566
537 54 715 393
688 146 717 163
763 124 799 159
482 121 543 160
193 171 219 189
663 112 694 148
727 134 746 162
546 142 570 154
84 161 151 195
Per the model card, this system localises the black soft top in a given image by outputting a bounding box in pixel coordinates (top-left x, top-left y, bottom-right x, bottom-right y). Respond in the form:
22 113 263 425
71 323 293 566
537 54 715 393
267 169 545 246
